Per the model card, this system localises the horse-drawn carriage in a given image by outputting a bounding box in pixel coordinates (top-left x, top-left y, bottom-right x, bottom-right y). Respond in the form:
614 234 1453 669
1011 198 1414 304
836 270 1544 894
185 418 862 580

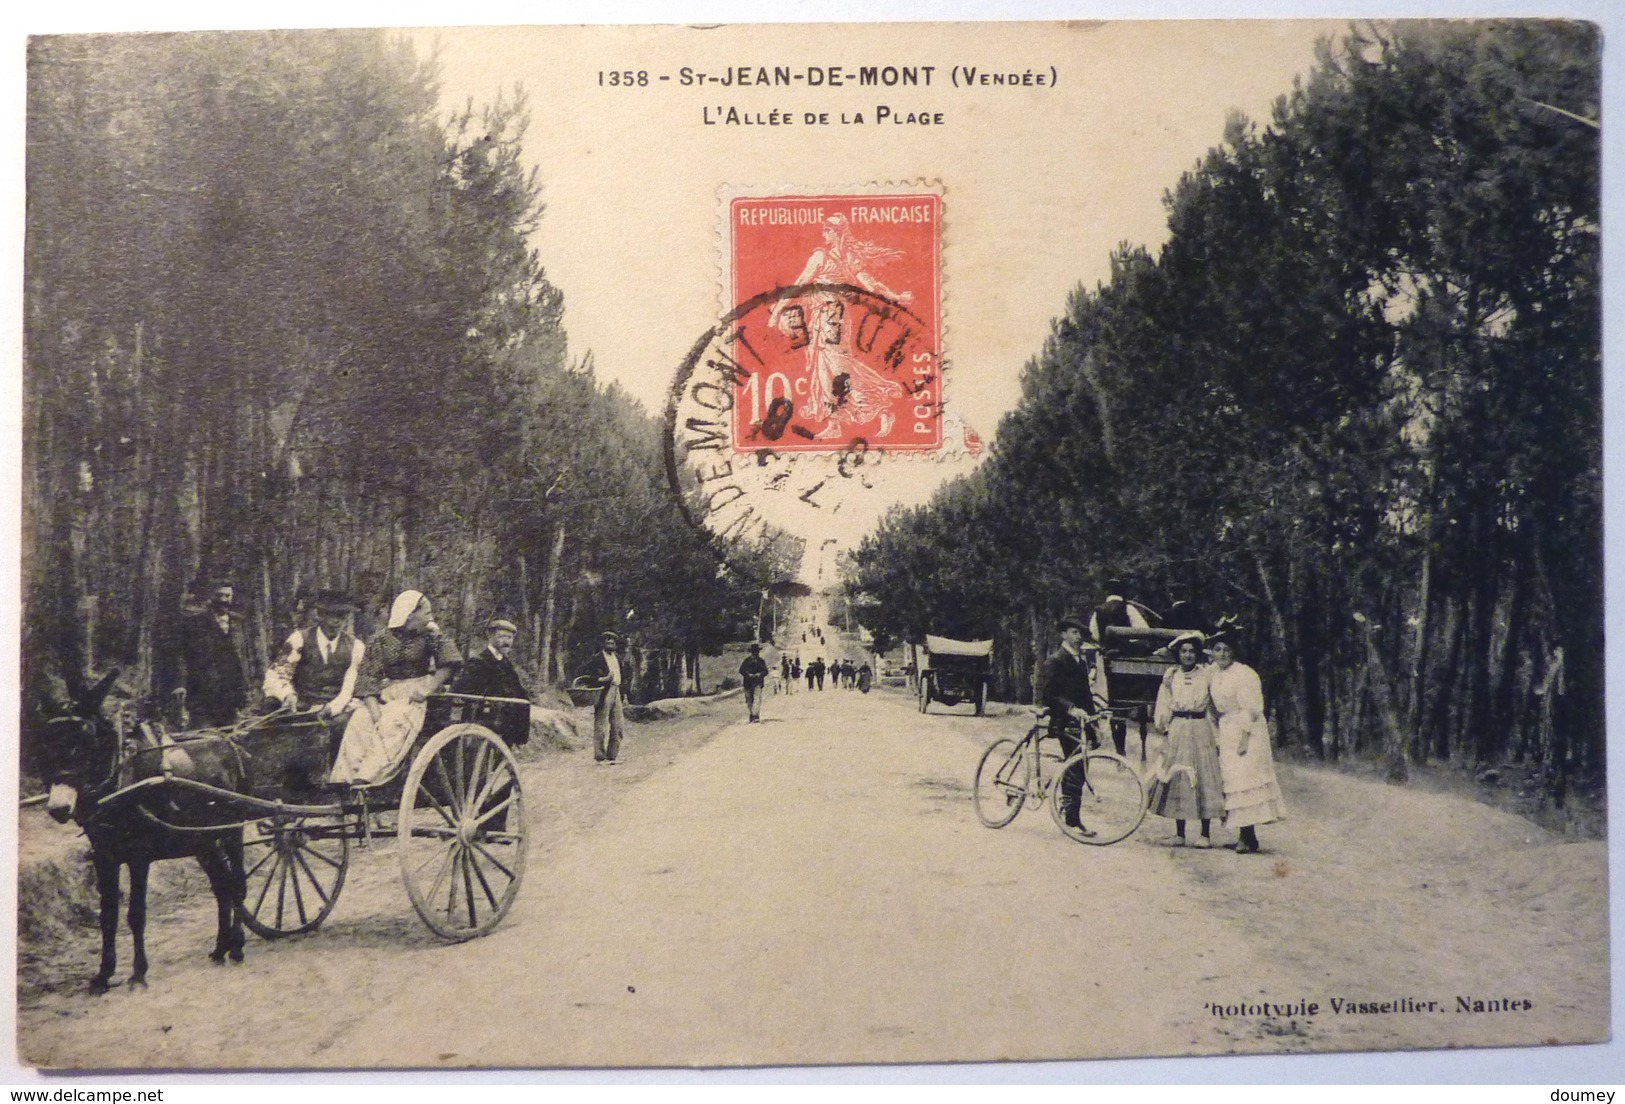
1090 624 1184 756
33 674 531 992
913 635 992 715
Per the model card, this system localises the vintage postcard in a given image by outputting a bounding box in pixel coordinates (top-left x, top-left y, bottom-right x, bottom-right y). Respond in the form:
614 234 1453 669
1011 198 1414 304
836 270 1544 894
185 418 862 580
10 9 1615 1082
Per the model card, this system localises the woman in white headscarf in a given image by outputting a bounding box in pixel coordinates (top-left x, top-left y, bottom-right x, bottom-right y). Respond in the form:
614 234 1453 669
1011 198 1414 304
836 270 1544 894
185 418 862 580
329 590 462 786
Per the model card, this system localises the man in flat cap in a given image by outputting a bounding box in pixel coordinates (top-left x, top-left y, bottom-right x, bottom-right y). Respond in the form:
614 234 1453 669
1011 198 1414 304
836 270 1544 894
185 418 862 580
452 617 534 703
1041 613 1101 836
580 629 629 763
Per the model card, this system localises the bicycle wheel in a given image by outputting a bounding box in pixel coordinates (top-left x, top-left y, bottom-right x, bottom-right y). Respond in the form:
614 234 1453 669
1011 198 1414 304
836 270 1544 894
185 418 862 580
1050 750 1146 845
973 736 1031 828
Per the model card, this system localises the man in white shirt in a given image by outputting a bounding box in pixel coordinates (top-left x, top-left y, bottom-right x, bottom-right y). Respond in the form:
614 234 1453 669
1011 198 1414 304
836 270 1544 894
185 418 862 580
582 629 628 763
263 590 365 720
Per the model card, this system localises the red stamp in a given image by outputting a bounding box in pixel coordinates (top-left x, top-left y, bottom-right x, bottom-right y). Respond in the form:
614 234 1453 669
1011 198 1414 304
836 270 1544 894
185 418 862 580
728 192 942 452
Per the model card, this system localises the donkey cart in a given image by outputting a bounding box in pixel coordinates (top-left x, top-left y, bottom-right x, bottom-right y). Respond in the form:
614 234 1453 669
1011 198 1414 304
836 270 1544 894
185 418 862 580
103 692 531 943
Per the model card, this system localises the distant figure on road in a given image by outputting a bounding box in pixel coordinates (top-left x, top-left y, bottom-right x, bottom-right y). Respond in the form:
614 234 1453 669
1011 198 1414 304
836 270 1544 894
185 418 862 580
790 656 802 692
1208 629 1286 854
739 644 769 723
170 580 250 728
581 630 629 764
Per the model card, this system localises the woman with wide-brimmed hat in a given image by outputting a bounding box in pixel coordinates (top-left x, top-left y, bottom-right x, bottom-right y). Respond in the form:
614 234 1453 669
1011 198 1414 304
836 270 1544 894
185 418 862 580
1145 630 1225 847
329 590 461 786
1208 628 1286 853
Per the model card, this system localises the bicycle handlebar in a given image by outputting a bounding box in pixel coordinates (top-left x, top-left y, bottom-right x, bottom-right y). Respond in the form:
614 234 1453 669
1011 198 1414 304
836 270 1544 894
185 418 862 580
1032 705 1120 722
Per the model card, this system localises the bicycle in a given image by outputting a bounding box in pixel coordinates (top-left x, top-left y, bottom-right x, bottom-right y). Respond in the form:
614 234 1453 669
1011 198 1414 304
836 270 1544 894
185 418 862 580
972 708 1147 845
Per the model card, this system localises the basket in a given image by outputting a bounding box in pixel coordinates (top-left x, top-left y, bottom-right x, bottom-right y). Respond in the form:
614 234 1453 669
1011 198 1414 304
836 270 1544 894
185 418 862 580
567 678 602 708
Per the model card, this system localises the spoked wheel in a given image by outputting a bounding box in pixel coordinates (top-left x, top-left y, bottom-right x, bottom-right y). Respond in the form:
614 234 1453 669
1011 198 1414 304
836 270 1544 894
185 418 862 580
398 723 527 941
973 736 1031 828
918 676 931 713
241 815 350 937
1050 750 1147 845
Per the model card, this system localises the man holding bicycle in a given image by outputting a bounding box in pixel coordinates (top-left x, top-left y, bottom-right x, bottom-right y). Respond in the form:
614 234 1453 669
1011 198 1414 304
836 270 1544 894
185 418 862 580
1041 614 1099 837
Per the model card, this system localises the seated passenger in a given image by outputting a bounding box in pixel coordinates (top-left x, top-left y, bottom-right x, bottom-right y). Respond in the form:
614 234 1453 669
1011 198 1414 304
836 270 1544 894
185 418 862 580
328 590 461 787
263 589 365 720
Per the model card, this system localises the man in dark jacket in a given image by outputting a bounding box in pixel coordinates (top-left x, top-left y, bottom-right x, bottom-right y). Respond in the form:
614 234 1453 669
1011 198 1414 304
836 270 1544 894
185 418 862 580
1089 580 1133 650
453 617 533 702
1041 614 1099 836
171 581 250 728
738 643 770 723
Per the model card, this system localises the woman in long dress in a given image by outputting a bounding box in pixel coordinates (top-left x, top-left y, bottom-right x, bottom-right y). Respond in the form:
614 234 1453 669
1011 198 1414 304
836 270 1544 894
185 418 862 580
329 590 461 786
1145 631 1225 847
1208 633 1286 853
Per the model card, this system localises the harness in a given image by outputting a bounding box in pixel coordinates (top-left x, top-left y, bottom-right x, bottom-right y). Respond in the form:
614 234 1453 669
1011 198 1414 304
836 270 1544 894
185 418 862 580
81 708 261 830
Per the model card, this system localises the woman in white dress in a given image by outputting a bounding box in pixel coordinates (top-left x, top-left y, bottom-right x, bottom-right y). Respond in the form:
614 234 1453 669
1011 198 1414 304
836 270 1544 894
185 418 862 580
1145 631 1224 847
1208 633 1286 853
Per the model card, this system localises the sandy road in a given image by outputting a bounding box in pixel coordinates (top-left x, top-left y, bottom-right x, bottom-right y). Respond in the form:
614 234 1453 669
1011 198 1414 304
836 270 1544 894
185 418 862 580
339 686 1301 1067
17 683 1607 1070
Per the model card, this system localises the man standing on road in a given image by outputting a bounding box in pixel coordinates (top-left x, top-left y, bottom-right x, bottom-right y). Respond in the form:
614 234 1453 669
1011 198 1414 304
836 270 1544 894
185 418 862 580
581 630 628 763
739 643 770 723
171 580 250 728
1041 614 1099 837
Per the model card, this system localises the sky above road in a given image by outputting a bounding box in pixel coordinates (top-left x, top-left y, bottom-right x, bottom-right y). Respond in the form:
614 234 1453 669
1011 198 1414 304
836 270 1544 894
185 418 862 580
405 19 1342 558
414 20 1339 422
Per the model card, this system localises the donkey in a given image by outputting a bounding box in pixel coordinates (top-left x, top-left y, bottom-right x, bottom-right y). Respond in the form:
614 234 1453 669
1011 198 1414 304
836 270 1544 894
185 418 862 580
31 670 248 994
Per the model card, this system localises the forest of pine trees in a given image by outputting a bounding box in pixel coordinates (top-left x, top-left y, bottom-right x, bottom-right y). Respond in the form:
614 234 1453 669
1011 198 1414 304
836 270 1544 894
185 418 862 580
23 30 778 727
845 22 1601 801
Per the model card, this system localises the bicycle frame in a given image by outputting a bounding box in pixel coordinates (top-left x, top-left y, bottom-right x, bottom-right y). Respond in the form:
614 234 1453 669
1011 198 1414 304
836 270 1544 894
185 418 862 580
974 702 1148 844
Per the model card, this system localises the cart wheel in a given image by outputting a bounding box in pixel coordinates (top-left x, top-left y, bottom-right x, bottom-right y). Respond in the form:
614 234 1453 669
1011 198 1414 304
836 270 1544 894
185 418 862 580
918 674 931 713
398 723 527 941
973 736 1030 828
1049 750 1146 845
241 815 349 938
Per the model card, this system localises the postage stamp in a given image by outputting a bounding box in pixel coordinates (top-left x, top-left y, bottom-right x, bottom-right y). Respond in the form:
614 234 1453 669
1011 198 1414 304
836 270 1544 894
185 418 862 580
726 190 943 452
